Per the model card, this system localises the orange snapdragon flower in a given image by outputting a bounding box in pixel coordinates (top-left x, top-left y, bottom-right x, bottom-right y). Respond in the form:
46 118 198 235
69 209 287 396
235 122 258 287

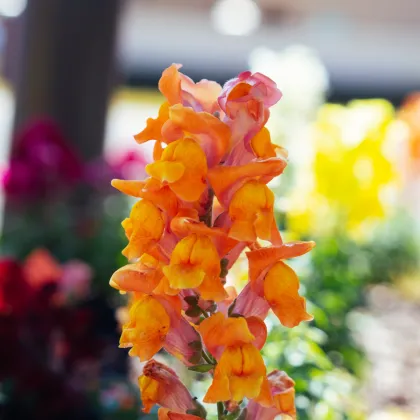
247 242 315 327
110 64 315 418
163 233 227 301
120 293 201 364
121 199 165 260
199 313 271 405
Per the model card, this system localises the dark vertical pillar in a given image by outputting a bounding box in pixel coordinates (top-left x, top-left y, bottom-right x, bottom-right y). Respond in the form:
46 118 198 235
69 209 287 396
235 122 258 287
2 0 120 235
13 0 119 160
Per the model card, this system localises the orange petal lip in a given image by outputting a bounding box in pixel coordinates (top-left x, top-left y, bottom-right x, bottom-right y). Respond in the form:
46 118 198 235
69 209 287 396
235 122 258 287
170 212 226 239
263 261 313 328
208 157 287 204
247 241 316 285
134 101 170 144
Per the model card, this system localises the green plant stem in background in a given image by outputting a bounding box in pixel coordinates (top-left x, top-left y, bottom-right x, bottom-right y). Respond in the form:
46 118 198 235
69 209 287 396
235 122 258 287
217 401 224 419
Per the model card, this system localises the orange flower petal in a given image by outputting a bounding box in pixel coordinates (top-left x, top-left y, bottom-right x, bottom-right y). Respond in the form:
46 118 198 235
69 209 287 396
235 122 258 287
170 211 226 239
134 102 170 144
122 200 165 260
163 264 205 290
147 161 185 183
110 254 163 293
112 178 179 217
120 295 170 361
263 262 313 328
158 64 221 114
247 241 316 287
269 370 296 418
159 64 183 105
166 105 230 167
208 158 286 204
228 180 275 242
139 376 160 413
204 343 267 403
163 234 220 294
146 138 207 202
199 312 255 358
111 179 145 197
250 127 277 159
202 374 230 403
153 275 179 296
254 376 274 408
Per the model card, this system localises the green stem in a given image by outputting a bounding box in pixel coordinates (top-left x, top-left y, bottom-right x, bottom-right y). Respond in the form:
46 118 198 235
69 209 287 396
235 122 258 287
199 307 209 318
201 350 214 365
217 401 224 419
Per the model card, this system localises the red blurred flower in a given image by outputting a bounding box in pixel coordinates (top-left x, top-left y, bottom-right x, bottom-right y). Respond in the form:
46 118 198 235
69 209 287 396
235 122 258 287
0 258 33 316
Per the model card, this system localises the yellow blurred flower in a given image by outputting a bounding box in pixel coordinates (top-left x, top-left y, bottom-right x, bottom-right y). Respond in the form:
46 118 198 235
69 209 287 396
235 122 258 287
288 99 398 239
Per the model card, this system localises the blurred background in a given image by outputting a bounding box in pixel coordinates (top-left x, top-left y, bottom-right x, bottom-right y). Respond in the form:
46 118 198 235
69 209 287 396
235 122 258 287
1 1 420 419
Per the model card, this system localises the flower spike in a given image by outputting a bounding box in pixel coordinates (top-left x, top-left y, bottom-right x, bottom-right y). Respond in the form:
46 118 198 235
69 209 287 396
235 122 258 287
110 65 315 418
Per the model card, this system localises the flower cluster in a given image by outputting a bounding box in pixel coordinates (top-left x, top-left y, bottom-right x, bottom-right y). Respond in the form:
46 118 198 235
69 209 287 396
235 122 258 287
111 64 315 419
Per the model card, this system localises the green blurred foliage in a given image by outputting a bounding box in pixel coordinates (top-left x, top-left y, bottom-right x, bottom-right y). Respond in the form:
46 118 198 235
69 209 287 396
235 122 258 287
0 194 129 296
262 212 419 419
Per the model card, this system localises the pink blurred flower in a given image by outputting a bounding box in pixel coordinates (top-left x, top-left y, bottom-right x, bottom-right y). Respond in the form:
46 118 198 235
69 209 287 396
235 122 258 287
3 119 83 201
60 260 93 301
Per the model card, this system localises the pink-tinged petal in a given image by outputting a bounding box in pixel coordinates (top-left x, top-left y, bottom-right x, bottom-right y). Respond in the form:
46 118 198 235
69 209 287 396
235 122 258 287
209 211 243 259
217 286 238 316
153 295 201 365
159 64 221 113
164 316 202 366
158 409 204 420
245 402 278 420
178 77 222 114
224 242 247 269
157 229 179 261
140 359 195 413
233 283 270 319
246 370 296 420
219 71 282 117
246 316 267 350
219 71 282 165
247 242 316 295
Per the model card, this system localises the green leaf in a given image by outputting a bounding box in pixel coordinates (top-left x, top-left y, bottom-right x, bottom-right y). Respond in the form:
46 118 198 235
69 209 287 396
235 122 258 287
188 364 215 373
